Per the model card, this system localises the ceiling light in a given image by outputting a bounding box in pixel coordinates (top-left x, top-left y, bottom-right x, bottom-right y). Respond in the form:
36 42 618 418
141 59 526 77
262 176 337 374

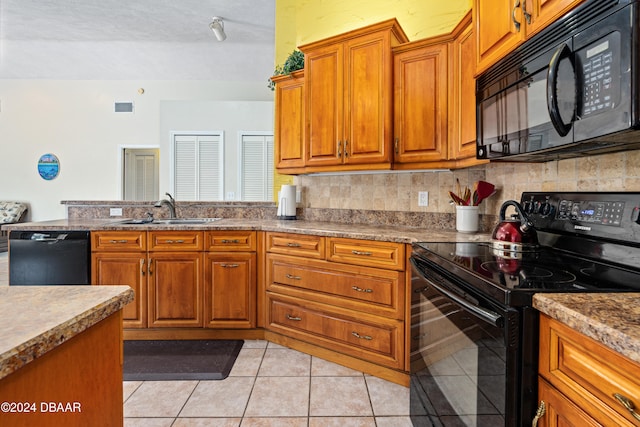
209 17 226 41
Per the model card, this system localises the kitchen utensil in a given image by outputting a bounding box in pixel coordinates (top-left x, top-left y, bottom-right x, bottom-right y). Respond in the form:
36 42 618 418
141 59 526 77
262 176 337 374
491 200 538 251
474 181 495 205
449 191 466 206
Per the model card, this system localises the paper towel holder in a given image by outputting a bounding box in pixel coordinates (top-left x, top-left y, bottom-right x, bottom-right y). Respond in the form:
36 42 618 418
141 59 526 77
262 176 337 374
277 184 297 220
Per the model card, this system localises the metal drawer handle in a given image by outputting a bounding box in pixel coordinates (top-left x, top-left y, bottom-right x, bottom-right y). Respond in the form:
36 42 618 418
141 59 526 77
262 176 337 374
109 239 129 244
148 259 153 275
141 259 145 276
221 263 239 268
165 239 185 244
352 286 373 293
614 393 640 421
286 273 302 280
351 250 372 256
351 331 372 340
222 239 240 244
512 0 521 32
286 242 301 247
286 314 302 321
532 401 545 427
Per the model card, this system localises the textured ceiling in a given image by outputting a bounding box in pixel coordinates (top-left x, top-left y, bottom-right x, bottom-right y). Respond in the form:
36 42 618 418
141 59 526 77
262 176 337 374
0 0 276 80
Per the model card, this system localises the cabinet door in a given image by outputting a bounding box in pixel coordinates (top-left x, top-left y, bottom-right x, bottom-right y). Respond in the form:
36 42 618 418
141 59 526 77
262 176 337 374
537 379 601 427
449 15 480 161
204 252 256 328
393 42 448 163
525 0 584 37
274 70 306 171
474 0 525 74
305 43 344 167
148 252 203 327
92 252 147 328
344 31 392 165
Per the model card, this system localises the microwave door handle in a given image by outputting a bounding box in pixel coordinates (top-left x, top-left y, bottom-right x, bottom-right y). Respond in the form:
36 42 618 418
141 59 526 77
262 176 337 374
547 43 573 137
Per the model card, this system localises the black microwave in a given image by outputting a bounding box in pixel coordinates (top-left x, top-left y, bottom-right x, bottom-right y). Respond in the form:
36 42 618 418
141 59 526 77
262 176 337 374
476 0 640 162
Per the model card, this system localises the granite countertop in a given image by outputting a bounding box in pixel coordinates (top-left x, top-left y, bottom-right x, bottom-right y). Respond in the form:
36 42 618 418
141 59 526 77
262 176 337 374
533 293 640 364
0 286 134 380
5 218 492 244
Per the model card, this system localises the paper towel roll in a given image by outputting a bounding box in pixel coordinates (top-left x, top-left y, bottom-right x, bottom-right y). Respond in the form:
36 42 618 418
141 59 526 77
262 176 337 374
277 185 297 219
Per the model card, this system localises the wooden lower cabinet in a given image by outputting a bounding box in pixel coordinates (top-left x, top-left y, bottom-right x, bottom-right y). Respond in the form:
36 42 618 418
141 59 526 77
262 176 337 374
148 252 203 328
204 252 257 328
92 252 147 328
264 232 408 383
91 230 257 331
268 293 403 370
537 314 640 426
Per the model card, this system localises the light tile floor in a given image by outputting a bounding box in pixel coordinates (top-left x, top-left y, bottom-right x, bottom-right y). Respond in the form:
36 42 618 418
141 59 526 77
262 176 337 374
0 253 412 426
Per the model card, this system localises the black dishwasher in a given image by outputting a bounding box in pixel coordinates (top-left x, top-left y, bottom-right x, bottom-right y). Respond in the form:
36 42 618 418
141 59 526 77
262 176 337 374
9 230 91 285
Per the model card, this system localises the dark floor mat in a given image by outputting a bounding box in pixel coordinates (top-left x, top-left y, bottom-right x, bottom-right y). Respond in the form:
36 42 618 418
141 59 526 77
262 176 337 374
123 340 244 381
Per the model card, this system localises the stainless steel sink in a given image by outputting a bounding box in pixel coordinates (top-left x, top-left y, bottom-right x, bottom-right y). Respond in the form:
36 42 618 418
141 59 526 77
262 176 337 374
113 218 222 225
154 218 222 224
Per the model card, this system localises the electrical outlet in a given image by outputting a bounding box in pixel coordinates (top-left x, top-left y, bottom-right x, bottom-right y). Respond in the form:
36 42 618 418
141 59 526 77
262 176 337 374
418 191 429 207
109 208 123 216
226 191 235 200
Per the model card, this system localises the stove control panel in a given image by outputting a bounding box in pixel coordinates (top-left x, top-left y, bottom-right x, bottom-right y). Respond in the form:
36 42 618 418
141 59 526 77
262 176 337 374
521 192 640 241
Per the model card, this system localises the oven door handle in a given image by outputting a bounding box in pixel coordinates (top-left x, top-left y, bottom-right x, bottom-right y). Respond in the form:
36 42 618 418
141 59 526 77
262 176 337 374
427 277 504 328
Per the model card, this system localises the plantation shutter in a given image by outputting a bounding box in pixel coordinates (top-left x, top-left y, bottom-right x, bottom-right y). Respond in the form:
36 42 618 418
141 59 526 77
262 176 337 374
174 134 223 200
241 134 274 201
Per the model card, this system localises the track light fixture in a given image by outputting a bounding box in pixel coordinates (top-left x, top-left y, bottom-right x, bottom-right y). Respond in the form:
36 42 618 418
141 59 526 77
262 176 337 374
209 17 226 41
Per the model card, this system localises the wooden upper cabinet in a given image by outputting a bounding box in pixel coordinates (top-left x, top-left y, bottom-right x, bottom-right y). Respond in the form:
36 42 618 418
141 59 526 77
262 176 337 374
393 37 449 165
392 11 484 169
474 0 583 74
273 70 305 173
300 19 408 172
448 12 484 165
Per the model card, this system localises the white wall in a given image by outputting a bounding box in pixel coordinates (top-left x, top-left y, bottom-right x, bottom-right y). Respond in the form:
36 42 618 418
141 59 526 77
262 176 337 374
0 79 273 221
159 100 274 199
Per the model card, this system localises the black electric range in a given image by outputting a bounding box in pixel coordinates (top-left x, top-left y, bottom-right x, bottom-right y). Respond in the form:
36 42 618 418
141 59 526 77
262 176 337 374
410 192 640 427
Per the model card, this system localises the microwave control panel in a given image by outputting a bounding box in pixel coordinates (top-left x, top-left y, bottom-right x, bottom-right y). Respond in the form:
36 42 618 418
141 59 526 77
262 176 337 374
576 30 621 117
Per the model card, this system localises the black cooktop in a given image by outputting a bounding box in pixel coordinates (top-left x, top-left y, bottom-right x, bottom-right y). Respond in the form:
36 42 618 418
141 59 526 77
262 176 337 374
412 242 640 306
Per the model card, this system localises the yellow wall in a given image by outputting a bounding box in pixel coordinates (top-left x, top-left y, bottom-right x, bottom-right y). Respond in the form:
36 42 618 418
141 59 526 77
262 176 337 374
275 0 472 61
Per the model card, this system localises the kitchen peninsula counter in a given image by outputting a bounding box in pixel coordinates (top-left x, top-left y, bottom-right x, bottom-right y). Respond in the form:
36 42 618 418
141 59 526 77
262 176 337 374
4 218 492 243
533 293 640 364
0 285 133 427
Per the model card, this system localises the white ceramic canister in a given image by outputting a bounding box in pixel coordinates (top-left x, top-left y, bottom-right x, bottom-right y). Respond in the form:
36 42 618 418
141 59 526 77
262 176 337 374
455 205 479 233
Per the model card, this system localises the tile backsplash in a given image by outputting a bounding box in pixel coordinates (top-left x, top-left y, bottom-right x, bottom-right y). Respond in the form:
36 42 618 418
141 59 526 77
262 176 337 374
295 149 640 219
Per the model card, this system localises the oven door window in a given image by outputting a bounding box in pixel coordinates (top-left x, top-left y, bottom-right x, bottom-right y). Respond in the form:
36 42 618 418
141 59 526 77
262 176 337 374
410 272 518 426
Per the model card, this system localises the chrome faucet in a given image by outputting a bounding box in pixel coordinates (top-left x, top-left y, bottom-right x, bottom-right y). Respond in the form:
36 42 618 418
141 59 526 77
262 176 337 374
154 192 177 218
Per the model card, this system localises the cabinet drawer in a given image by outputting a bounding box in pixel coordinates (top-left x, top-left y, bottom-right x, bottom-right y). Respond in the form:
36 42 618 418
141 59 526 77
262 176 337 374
539 314 640 426
206 231 256 252
91 231 146 251
327 237 405 270
148 231 203 251
266 253 403 319
267 294 403 369
266 232 325 259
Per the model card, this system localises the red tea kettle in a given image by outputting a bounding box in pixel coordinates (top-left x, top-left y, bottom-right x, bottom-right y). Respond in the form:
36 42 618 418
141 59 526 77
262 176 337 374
491 200 538 251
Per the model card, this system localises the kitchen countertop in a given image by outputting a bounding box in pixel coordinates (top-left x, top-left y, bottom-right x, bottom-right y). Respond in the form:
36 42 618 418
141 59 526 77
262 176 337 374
533 293 640 364
5 218 492 244
0 285 134 380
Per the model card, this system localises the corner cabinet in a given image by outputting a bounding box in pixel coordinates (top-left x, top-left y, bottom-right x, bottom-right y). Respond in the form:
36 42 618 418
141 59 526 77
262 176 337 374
536 314 640 426
299 19 408 172
265 232 408 385
474 0 584 74
272 70 306 174
392 11 486 169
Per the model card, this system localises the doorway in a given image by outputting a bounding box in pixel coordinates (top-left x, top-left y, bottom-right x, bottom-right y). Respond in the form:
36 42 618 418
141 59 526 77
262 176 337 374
122 148 160 201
